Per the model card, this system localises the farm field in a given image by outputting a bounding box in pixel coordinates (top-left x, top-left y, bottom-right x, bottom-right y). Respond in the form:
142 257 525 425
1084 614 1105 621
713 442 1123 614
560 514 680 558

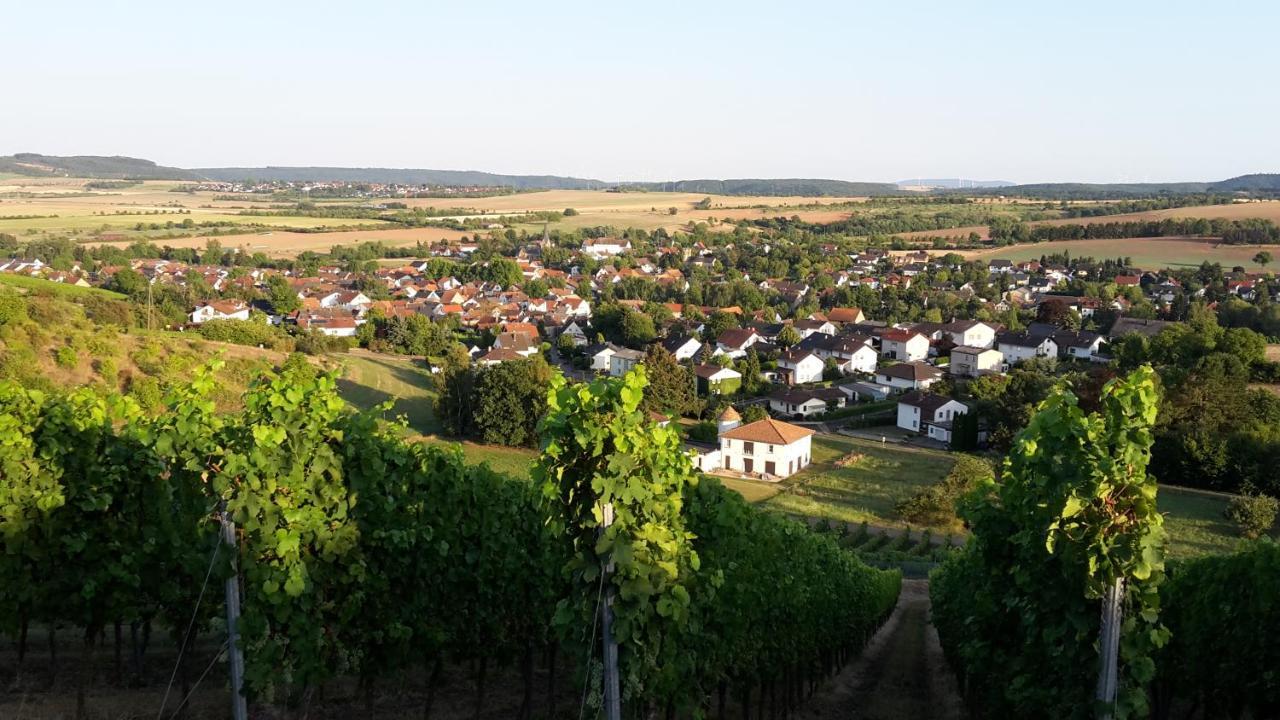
94 225 475 256
894 200 1280 242
955 237 1280 269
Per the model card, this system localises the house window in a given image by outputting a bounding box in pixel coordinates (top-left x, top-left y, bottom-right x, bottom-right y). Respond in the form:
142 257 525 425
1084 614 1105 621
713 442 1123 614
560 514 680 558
768 445 774 453
744 442 754 456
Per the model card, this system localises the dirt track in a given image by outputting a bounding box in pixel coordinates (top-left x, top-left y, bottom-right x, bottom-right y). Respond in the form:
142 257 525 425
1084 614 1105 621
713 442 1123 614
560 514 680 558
797 580 965 720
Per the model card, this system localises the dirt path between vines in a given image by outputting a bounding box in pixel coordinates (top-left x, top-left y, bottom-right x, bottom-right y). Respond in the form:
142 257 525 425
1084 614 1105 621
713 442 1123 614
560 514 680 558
797 579 966 720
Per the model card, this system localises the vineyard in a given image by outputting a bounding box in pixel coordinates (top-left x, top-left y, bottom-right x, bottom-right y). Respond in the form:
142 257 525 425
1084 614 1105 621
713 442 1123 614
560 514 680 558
0 361 901 718
930 368 1280 719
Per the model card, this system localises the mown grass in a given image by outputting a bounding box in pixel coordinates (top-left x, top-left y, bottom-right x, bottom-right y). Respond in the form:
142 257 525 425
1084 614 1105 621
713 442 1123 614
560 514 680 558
1160 485 1255 559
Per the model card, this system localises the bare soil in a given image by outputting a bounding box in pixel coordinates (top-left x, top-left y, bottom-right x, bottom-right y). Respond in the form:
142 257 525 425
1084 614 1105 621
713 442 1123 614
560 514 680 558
796 580 965 720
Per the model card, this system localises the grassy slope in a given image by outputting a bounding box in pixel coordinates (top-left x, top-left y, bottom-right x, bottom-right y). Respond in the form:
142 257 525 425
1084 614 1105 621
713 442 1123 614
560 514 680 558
335 351 538 477
0 273 127 300
734 434 1243 558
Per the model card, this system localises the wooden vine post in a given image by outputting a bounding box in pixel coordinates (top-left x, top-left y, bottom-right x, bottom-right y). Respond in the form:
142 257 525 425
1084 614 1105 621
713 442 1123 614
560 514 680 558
600 502 622 720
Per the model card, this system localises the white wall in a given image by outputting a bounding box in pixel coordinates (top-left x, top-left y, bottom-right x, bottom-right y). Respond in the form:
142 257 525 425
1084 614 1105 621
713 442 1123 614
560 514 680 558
720 435 812 478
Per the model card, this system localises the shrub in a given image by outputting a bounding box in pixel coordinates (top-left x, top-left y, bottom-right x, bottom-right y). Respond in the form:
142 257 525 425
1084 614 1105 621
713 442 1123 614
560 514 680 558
1225 494 1279 539
686 420 718 444
0 292 27 325
54 346 79 369
896 454 993 526
93 356 118 383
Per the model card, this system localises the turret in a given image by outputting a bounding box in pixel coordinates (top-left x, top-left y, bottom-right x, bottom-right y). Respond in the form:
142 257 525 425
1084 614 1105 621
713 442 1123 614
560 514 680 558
717 406 742 436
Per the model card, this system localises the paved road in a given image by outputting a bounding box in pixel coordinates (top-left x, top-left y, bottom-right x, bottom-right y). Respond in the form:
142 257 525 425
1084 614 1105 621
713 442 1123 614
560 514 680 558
797 580 966 720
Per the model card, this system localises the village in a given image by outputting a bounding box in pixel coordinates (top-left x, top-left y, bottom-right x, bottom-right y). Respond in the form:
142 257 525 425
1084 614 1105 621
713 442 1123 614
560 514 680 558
5 226 1270 488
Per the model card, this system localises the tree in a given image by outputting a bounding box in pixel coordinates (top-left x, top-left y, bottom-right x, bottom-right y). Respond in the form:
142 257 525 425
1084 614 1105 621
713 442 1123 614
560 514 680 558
621 309 657 347
776 325 802 348
741 404 769 423
471 357 556 447
1254 250 1273 268
640 346 696 417
563 208 579 216
265 274 301 314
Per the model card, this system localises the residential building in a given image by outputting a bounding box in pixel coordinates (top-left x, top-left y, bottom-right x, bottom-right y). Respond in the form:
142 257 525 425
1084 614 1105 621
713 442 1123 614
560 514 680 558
997 330 1058 364
880 329 930 362
661 334 703 361
949 346 1003 378
776 348 825 385
609 348 645 377
943 320 997 349
897 391 970 443
694 364 743 395
719 417 815 479
876 361 944 391
768 387 845 418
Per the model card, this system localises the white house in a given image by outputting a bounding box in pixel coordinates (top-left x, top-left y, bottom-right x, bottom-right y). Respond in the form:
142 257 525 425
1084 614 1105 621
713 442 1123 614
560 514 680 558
768 387 846 419
718 417 814 479
188 299 250 324
609 348 646 377
839 381 893 403
662 334 703 361
876 361 944 391
880 329 930 362
943 320 997 349
949 346 1003 378
586 344 617 372
816 334 878 374
897 391 970 441
776 348 825 385
715 328 762 359
1053 330 1105 361
997 331 1058 365
493 331 539 358
559 321 589 347
582 237 631 258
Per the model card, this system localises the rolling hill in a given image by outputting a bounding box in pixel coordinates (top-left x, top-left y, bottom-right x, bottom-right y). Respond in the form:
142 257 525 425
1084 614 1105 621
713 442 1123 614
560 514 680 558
0 153 197 180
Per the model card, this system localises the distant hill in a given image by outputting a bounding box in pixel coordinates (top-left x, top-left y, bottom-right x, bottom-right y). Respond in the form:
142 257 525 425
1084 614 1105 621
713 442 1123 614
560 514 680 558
0 153 197 180
193 166 610 190
626 178 901 196
1208 174 1280 192
6 153 1277 199
194 170 900 196
964 174 1280 199
896 178 1014 189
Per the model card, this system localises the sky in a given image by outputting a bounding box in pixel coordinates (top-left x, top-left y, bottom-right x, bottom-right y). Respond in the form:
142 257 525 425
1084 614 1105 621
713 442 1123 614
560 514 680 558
4 0 1279 184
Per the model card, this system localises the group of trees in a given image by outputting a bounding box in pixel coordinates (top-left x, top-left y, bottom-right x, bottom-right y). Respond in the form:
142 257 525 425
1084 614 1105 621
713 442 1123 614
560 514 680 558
1112 307 1280 498
437 354 555 447
989 217 1280 245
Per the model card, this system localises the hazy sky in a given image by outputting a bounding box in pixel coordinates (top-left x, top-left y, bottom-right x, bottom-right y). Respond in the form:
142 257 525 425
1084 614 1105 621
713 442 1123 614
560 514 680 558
5 0 1278 183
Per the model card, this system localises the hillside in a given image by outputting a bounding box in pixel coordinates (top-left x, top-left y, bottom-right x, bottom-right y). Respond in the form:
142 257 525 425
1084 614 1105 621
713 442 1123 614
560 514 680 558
627 178 902 196
193 165 611 189
1209 173 1280 192
0 153 197 180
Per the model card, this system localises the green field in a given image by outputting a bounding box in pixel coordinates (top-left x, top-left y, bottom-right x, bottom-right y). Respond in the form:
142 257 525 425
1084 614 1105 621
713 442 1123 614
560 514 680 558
1160 485 1256 559
759 435 958 529
966 238 1280 270
724 434 1246 558
0 212 388 234
0 273 127 300
335 351 539 477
